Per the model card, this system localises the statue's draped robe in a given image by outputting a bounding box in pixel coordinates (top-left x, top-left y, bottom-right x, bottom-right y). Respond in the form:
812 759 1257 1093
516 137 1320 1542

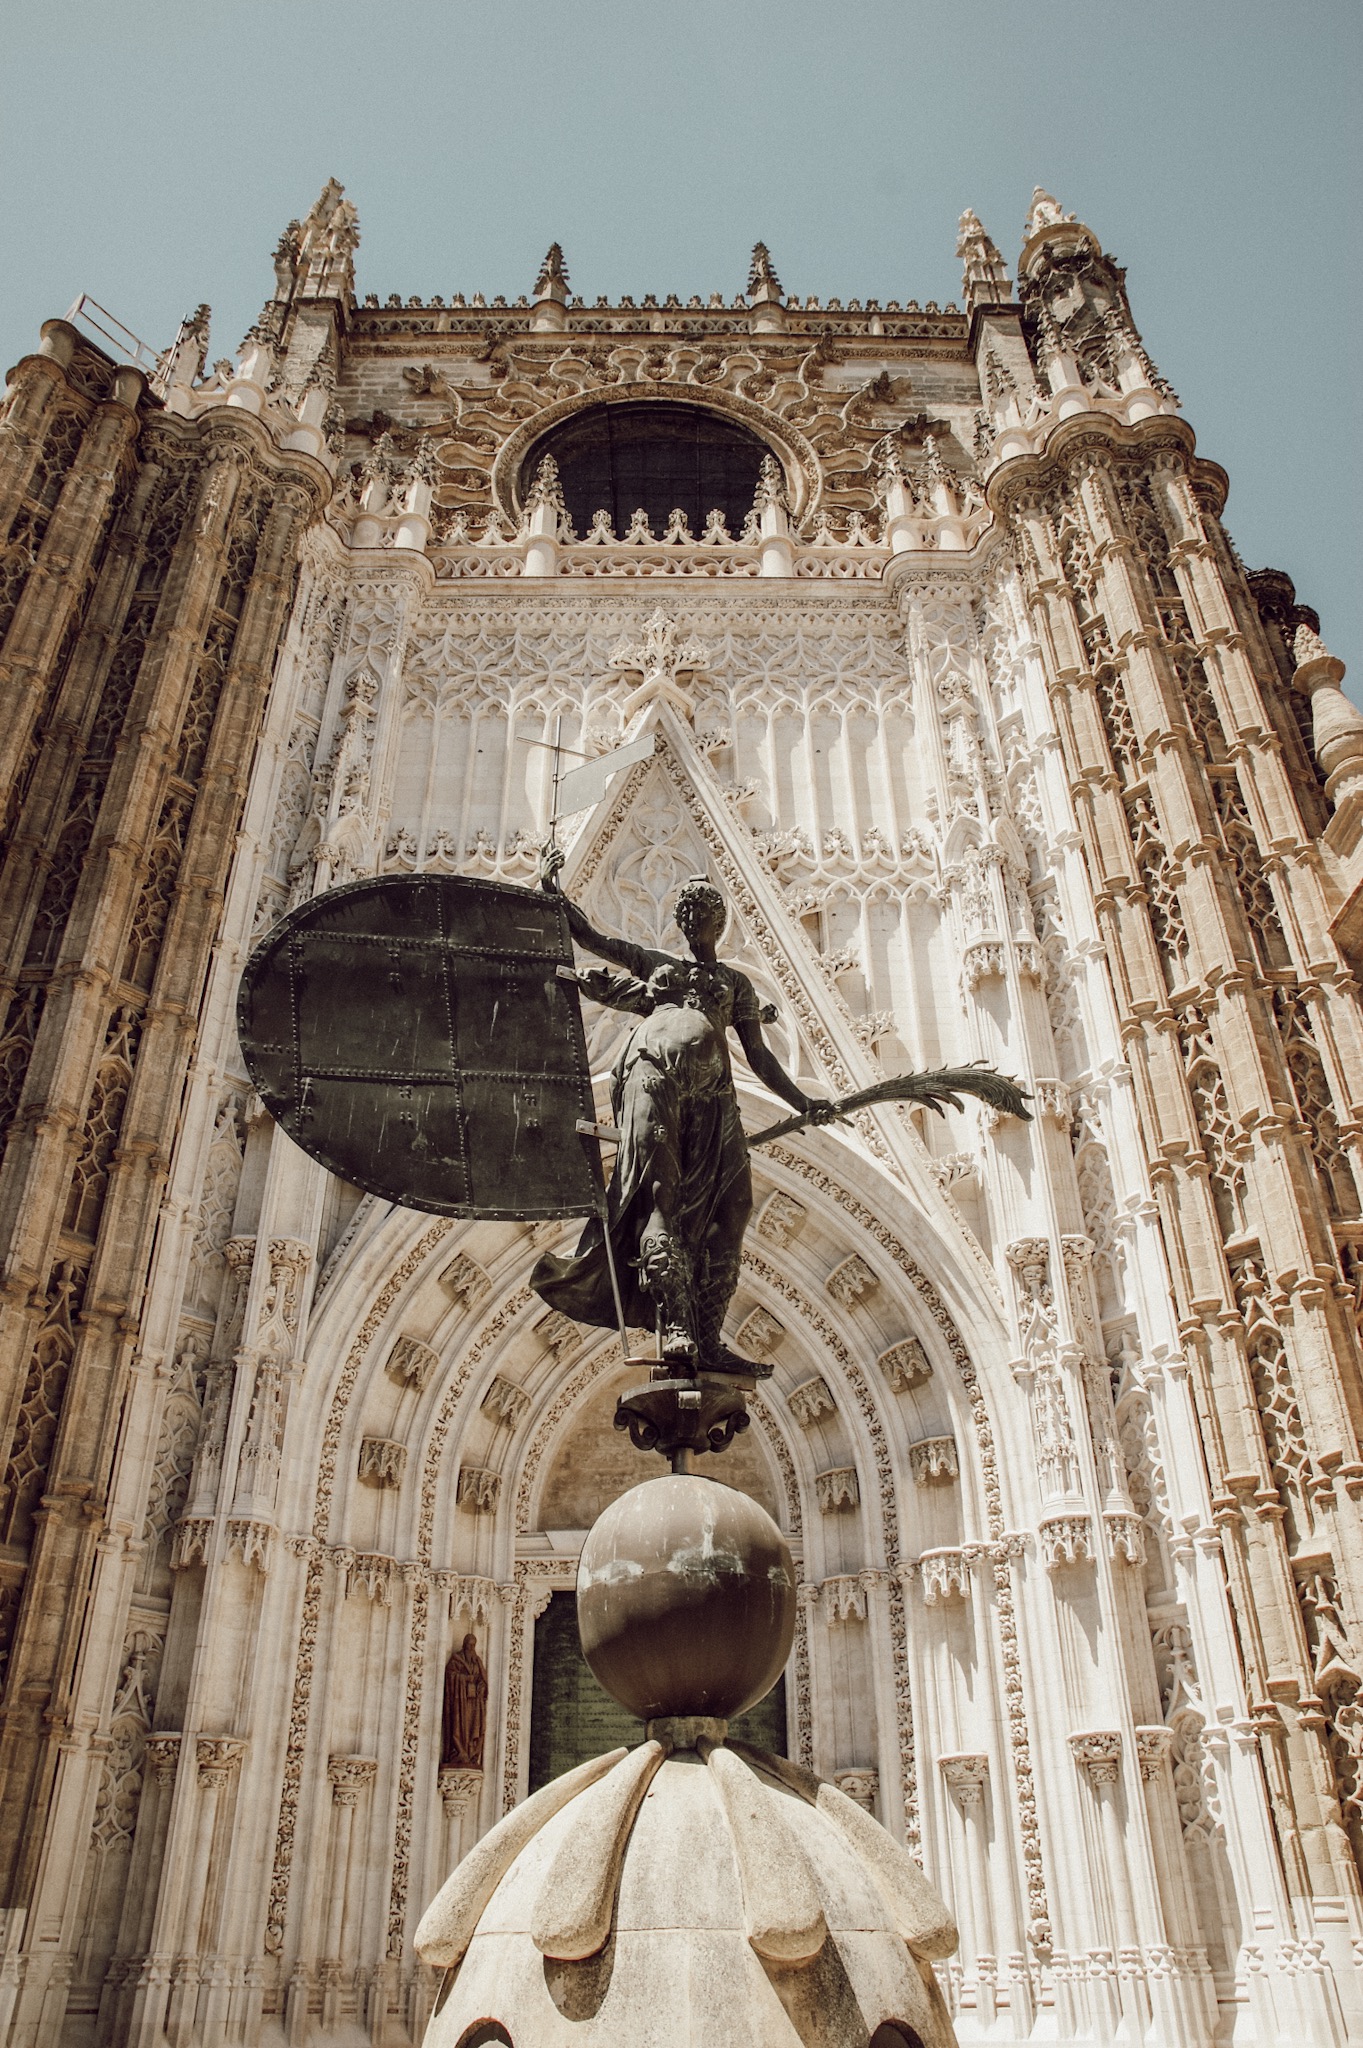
531 955 761 1332
442 1638 488 1770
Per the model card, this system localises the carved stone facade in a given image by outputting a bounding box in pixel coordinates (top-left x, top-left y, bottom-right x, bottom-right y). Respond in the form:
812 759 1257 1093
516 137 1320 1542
0 182 1358 2045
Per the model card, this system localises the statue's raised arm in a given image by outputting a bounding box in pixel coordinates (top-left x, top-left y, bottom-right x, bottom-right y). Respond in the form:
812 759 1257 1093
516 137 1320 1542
538 839 665 986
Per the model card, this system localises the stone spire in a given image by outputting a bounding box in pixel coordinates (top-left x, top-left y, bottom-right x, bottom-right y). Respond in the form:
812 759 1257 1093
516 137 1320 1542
956 208 1013 312
531 243 570 331
534 242 570 303
747 241 783 304
153 304 211 402
292 178 360 302
1015 186 1174 412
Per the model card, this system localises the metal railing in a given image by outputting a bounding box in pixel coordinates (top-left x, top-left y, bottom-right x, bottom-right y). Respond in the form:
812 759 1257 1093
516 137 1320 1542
63 294 161 373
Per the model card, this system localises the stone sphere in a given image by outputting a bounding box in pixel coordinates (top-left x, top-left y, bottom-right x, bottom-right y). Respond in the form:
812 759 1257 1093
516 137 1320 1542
576 1474 795 1720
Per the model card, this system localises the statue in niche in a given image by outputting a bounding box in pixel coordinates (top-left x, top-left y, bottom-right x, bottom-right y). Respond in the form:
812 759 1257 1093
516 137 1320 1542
442 1633 488 1771
533 851 831 1372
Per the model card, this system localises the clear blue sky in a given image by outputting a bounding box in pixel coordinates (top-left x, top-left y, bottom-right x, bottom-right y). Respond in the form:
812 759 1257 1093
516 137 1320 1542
3 1 1358 678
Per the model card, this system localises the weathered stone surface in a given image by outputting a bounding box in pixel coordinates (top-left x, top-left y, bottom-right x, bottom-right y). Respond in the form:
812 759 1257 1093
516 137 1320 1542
421 1741 958 2047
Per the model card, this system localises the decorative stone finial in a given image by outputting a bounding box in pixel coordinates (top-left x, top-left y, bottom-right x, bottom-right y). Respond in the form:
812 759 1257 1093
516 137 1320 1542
415 1468 962 2046
1293 620 1342 677
534 242 570 302
272 220 302 298
747 241 783 303
1024 187 1075 240
292 179 360 301
957 209 1013 309
752 450 789 512
1293 621 1363 809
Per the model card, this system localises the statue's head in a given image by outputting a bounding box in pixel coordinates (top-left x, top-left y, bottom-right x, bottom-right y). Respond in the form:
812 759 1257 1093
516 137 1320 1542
674 876 727 945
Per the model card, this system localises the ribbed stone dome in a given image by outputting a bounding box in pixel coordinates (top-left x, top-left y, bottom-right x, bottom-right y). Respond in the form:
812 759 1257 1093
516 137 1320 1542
415 1732 959 2048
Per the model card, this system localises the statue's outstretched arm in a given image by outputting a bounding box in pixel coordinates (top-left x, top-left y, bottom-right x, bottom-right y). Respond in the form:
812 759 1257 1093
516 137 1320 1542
539 841 661 981
733 1015 827 1117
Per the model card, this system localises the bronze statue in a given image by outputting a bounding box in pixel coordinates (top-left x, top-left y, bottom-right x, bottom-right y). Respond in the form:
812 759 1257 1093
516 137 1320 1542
441 1633 488 1771
532 850 833 1371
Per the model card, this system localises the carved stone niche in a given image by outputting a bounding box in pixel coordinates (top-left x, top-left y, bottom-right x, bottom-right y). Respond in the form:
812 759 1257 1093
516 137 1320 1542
821 1575 868 1622
440 1253 491 1312
196 1736 247 1786
438 1766 483 1819
787 1375 836 1427
456 1466 501 1515
815 1466 860 1513
908 1436 958 1486
1039 1512 1093 1570
225 1517 272 1571
826 1254 878 1308
534 1310 579 1364
755 1190 807 1248
735 1306 786 1360
481 1375 531 1428
170 1517 213 1571
917 1548 970 1604
349 1553 394 1604
387 1335 438 1392
834 1767 879 1814
962 940 1006 991
1069 1730 1122 1787
358 1437 407 1488
939 1753 989 1806
328 1754 378 1805
879 1337 932 1393
1104 1509 1145 1565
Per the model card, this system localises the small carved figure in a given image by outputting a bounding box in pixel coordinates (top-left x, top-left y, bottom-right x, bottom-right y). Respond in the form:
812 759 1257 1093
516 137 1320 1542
441 1633 488 1770
532 852 829 1371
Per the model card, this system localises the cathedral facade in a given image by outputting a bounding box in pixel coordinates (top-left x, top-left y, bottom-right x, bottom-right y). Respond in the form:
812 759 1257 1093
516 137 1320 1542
0 182 1360 2046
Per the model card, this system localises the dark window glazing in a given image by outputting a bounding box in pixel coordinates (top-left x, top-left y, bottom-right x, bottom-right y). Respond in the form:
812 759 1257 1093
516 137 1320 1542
520 402 769 540
527 1590 787 1790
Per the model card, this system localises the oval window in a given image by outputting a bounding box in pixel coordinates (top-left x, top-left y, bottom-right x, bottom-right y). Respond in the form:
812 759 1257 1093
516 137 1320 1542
520 402 770 541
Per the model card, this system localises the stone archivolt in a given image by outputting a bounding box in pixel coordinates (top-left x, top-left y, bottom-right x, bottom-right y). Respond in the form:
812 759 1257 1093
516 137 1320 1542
0 182 1357 2048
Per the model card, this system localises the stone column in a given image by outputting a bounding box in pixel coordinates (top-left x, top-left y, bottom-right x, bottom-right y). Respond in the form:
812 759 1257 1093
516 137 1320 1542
0 326 80 539
323 1754 377 1965
0 361 145 807
130 1733 184 1952
166 1738 244 2048
940 1753 996 2028
437 1766 483 1873
754 455 794 577
124 1735 190 2048
1068 1731 1148 2039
